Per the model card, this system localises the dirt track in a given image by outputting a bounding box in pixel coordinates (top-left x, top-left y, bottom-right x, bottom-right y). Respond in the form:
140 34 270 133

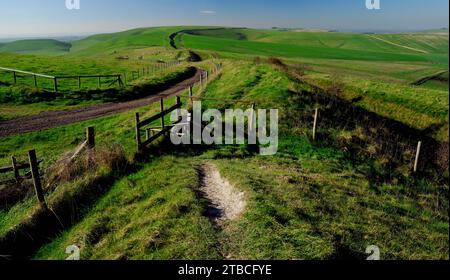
0 69 203 137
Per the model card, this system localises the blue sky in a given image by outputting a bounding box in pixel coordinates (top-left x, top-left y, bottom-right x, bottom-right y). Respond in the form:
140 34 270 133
0 0 448 37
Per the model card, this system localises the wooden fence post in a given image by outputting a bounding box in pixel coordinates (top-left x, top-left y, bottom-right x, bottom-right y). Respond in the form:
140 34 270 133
86 127 95 149
53 77 58 92
33 75 38 88
11 156 19 183
249 103 255 134
135 113 141 152
13 71 16 84
78 76 81 89
312 108 319 141
414 141 422 173
176 96 181 119
97 77 101 89
28 150 47 208
160 98 165 129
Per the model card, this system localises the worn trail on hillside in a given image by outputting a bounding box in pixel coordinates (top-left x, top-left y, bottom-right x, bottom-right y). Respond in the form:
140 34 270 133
198 163 246 225
0 69 203 137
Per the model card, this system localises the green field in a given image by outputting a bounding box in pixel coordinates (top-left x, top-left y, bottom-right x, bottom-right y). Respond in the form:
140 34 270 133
0 26 448 260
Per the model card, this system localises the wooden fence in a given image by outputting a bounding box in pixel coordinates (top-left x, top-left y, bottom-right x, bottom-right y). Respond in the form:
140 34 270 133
135 96 183 152
0 66 124 92
0 150 46 207
0 126 96 209
0 60 181 93
134 62 223 152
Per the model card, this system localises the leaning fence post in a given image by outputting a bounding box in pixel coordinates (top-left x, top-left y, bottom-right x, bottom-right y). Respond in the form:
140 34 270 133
312 108 319 141
86 127 95 149
28 150 47 208
414 141 422 173
135 113 141 152
12 71 17 84
11 156 19 183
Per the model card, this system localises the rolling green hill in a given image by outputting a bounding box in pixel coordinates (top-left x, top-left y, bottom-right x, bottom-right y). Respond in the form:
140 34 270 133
0 39 71 55
0 26 448 260
175 28 448 65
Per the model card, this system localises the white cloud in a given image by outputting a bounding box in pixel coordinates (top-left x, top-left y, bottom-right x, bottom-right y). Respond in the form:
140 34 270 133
200 10 217 15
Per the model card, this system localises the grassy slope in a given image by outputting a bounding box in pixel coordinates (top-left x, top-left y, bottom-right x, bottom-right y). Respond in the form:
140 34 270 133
0 39 71 56
0 92 188 234
304 72 449 140
34 61 448 260
34 156 221 260
176 27 449 140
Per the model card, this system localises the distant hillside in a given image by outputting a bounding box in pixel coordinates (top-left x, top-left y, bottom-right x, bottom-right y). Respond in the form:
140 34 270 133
420 28 449 34
0 39 71 55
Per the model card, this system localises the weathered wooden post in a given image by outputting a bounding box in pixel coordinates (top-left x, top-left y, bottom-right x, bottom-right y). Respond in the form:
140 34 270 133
12 71 17 84
135 113 141 152
160 98 165 129
11 156 19 183
53 77 58 92
249 103 255 134
97 77 101 89
28 150 47 208
189 86 193 105
312 108 319 141
33 75 38 88
176 96 181 120
414 141 422 173
86 127 95 149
